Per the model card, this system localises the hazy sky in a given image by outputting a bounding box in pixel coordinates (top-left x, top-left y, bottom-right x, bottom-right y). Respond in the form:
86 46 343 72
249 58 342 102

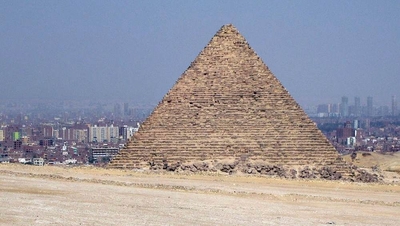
1 0 399 107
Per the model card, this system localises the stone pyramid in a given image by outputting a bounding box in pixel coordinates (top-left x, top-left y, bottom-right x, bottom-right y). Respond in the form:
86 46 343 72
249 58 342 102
110 24 351 179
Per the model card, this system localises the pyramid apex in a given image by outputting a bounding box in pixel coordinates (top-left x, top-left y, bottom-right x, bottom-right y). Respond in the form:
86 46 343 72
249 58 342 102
211 24 246 44
222 23 234 27
219 23 238 31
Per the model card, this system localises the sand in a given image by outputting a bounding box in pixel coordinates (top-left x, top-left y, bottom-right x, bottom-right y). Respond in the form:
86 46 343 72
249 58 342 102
1 164 399 226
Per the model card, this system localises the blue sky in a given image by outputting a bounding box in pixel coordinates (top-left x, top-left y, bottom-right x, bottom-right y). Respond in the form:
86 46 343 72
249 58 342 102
1 0 399 106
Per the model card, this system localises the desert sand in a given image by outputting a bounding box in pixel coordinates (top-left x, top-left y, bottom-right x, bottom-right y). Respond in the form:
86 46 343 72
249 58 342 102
1 163 399 226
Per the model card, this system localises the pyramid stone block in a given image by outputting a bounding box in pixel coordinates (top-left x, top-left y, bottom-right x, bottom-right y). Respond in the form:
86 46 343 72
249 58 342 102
109 24 353 179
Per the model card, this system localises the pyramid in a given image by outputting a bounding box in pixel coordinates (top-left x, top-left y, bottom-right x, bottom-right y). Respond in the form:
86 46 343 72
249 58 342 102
109 24 351 179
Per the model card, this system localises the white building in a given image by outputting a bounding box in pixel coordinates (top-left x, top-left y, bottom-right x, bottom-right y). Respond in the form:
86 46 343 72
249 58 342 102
89 125 119 143
33 158 44 166
127 123 140 140
18 158 31 164
74 129 88 143
91 147 119 162
64 159 77 164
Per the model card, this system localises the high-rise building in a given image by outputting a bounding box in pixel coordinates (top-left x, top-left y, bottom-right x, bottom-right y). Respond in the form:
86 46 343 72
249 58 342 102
316 105 328 117
114 103 122 117
331 103 339 114
367 96 373 117
392 95 398 116
89 125 119 143
340 96 349 117
353 119 359 129
42 125 53 138
377 106 389 116
58 124 89 142
365 118 370 129
119 125 128 140
348 105 356 116
317 104 329 115
4 125 20 148
59 127 74 141
74 129 89 143
123 103 129 116
354 97 361 117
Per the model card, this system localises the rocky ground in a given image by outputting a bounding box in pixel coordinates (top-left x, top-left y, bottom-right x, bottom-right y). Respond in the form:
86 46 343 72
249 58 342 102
1 164 400 226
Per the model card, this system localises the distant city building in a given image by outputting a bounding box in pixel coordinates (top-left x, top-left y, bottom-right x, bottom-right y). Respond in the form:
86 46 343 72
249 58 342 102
364 118 371 129
90 147 119 162
114 103 122 117
21 136 30 145
353 119 359 129
89 125 119 143
367 96 373 117
0 129 4 142
331 103 339 113
42 125 53 138
128 124 140 139
3 125 20 149
33 158 44 166
377 106 389 117
58 125 89 143
74 128 88 143
52 129 59 139
336 121 355 145
39 139 55 147
340 96 349 117
348 105 355 117
59 127 74 140
13 140 22 150
0 154 10 163
128 108 134 117
354 96 361 117
119 125 128 140
392 95 398 116
317 104 329 117
317 104 329 114
119 124 140 140
124 103 129 116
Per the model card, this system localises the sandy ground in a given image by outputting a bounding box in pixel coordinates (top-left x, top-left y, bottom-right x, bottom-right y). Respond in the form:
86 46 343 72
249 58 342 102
343 152 400 174
1 164 399 226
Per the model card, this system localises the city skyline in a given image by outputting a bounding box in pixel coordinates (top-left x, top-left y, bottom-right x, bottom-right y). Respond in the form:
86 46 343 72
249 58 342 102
1 1 399 106
311 94 399 118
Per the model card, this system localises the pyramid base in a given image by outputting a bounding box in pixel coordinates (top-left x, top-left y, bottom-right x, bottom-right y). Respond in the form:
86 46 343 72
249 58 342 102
109 159 382 183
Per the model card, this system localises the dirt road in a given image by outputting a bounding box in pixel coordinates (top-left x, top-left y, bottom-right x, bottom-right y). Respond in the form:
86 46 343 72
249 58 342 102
1 164 399 225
